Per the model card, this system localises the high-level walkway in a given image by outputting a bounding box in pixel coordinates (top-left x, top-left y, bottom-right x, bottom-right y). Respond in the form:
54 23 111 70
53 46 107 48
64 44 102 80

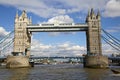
27 23 88 32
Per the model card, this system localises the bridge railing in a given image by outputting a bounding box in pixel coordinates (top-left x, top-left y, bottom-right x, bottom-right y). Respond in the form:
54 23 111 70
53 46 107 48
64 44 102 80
27 23 88 27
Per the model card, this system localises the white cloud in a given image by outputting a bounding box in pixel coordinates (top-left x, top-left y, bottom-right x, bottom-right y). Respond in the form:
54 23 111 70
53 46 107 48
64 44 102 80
0 27 9 37
102 43 119 56
31 39 86 57
31 39 52 51
103 0 120 17
0 0 67 18
105 26 120 33
48 32 76 37
69 45 86 51
1 0 120 17
47 15 74 23
106 29 118 33
60 0 107 12
1 0 117 18
31 38 119 57
57 42 70 49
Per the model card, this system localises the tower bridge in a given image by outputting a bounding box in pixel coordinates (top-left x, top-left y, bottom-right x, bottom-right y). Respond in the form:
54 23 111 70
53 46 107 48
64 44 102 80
5 9 109 68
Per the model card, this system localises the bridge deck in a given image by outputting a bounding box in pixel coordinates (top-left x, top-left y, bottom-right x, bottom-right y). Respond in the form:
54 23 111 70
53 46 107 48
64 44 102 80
27 23 88 32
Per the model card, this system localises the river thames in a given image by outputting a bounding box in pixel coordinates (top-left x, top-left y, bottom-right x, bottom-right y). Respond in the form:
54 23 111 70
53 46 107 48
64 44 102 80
0 64 120 80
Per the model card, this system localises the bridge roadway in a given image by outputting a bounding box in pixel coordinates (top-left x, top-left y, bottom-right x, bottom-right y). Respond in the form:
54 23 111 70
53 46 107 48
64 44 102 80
27 23 88 32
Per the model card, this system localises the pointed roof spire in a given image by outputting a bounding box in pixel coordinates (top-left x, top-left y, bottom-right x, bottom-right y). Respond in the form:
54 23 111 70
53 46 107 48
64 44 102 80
86 9 91 22
21 10 27 18
97 9 100 16
90 8 94 15
29 16 32 24
87 9 90 17
97 9 101 20
15 11 19 18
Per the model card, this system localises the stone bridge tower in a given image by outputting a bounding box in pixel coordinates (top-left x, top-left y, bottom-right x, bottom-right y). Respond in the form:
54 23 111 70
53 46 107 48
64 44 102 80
86 8 102 56
84 9 108 68
13 10 32 57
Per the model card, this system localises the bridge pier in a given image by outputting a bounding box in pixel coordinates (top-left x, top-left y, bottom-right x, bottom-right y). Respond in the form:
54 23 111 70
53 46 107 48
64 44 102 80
84 55 109 68
6 55 30 68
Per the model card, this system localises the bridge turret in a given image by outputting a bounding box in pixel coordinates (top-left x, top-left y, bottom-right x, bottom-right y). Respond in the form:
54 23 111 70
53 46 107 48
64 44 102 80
29 16 32 24
86 10 91 22
90 8 95 16
96 10 101 21
15 11 19 23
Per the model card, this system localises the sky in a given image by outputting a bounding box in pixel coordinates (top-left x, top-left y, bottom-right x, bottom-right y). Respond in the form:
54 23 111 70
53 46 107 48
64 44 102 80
0 0 120 57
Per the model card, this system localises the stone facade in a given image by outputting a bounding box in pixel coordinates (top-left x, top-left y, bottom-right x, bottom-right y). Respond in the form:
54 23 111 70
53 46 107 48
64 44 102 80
84 9 108 68
86 9 102 56
13 10 32 57
6 55 30 68
84 55 108 68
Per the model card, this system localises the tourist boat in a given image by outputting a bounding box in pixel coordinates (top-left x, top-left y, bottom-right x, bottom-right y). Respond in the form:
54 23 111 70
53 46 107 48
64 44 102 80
111 69 120 74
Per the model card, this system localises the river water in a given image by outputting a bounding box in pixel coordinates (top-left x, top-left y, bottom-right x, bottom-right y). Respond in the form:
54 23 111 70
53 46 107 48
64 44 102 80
0 64 120 80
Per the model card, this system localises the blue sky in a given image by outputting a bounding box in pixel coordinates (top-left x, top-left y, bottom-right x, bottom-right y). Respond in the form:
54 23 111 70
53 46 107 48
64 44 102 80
0 0 120 56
